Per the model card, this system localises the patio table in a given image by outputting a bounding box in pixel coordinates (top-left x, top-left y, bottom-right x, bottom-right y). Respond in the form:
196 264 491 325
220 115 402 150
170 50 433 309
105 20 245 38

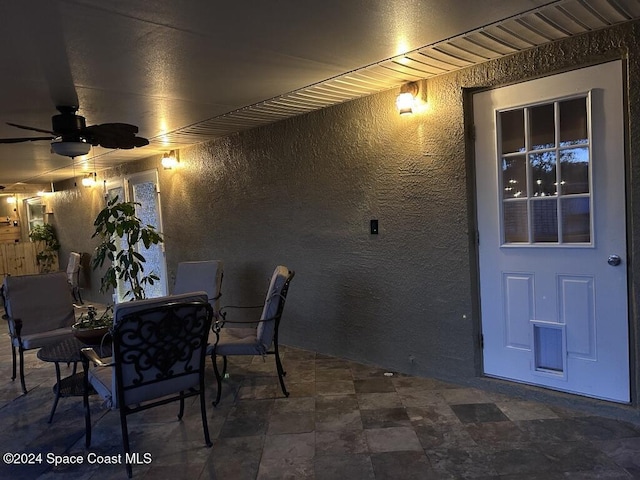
37 336 111 423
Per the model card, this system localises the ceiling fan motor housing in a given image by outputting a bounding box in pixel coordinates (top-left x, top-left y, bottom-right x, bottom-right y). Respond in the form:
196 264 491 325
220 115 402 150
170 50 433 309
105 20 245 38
52 111 86 135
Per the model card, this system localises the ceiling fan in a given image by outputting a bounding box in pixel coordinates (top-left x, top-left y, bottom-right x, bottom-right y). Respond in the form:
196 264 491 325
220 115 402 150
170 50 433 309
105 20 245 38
0 106 149 158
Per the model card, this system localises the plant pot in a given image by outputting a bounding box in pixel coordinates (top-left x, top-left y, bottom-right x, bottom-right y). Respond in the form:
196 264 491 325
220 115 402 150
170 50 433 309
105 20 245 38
72 324 110 345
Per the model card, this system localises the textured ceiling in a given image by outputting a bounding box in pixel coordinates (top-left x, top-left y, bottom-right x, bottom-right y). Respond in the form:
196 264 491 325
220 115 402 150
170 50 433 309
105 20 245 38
0 0 639 193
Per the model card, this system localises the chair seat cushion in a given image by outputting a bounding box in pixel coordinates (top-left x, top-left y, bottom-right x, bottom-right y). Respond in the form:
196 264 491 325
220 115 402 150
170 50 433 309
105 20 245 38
212 327 264 356
13 327 73 350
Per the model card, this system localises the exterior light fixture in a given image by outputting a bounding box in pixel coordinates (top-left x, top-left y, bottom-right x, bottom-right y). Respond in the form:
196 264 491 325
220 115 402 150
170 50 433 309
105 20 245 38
82 172 97 188
6 196 16 204
396 81 428 115
161 150 178 170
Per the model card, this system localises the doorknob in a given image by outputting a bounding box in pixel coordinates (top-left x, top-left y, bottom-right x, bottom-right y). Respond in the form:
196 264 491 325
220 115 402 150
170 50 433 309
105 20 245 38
608 254 622 266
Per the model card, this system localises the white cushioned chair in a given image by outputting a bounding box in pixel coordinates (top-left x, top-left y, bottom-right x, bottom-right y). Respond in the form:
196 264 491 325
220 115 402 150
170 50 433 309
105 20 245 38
173 260 223 316
208 265 294 406
3 271 76 393
82 292 214 478
66 251 83 304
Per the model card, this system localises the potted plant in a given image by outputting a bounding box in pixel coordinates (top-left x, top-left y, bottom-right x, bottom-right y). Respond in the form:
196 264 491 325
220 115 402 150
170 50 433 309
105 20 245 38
91 195 164 301
72 305 114 345
29 223 60 273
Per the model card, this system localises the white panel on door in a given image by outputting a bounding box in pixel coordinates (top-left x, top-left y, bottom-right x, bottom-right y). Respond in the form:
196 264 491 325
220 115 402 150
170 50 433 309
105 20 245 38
503 273 534 349
559 275 595 360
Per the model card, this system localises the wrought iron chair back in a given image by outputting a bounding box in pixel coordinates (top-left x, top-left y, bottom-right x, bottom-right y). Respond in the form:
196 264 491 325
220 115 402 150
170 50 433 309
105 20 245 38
82 296 213 478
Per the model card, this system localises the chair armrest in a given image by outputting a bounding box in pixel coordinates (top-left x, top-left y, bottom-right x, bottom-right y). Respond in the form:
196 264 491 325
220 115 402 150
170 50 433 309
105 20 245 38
4 315 22 340
81 347 114 368
215 304 265 330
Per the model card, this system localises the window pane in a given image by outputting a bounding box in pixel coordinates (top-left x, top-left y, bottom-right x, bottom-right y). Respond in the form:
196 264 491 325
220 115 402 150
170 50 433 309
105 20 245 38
561 197 590 243
559 97 587 146
529 104 555 150
560 147 589 194
500 109 525 154
503 201 529 243
132 181 164 299
502 155 527 199
532 199 558 242
529 151 557 196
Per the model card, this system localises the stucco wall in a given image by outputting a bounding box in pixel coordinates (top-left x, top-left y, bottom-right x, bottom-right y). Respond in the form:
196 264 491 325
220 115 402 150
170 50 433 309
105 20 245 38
48 20 640 399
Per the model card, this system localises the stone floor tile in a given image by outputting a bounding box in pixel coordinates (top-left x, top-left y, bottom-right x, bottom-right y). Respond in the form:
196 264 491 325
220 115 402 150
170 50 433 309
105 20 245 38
315 380 356 396
370 450 441 480
314 454 375 480
496 400 560 421
449 403 510 424
354 378 396 394
414 423 478 450
357 392 404 410
256 457 314 480
594 436 640 477
427 447 498 478
406 404 461 426
315 430 369 456
315 368 352 382
360 407 411 429
364 427 423 453
260 431 315 460
315 410 363 432
267 411 315 435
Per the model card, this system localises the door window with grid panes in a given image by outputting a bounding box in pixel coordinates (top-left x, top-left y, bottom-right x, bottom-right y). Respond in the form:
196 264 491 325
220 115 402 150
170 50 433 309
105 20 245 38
499 95 591 245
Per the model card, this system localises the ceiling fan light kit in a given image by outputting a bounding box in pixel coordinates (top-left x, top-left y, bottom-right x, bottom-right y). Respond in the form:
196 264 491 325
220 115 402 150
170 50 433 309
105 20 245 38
50 138 91 158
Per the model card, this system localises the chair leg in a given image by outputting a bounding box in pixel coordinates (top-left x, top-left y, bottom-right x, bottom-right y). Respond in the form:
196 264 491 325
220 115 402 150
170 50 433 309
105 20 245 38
119 411 133 478
18 347 27 394
211 353 223 407
11 345 16 381
178 395 185 420
273 341 289 397
199 388 212 447
221 355 228 379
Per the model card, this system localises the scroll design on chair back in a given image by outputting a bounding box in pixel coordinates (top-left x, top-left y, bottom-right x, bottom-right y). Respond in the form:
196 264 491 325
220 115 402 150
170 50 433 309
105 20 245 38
113 302 211 407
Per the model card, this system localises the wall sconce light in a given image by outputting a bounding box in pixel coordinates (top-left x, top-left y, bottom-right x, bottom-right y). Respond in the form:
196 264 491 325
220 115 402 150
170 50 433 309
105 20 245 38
6 196 16 204
161 150 178 170
396 81 426 115
81 172 97 188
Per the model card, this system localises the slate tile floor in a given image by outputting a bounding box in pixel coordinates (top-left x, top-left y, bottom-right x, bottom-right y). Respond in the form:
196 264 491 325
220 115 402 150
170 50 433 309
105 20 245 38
1 334 640 479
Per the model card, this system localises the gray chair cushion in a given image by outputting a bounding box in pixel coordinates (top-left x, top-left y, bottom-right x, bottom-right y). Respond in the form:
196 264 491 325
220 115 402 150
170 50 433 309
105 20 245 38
14 327 73 350
173 261 223 313
256 266 289 349
4 271 76 336
215 327 260 356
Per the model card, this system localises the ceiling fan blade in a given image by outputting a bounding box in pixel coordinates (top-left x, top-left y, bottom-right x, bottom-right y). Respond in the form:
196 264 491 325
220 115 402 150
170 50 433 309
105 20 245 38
7 122 56 135
84 123 148 149
11 1 79 107
85 123 139 135
0 136 54 144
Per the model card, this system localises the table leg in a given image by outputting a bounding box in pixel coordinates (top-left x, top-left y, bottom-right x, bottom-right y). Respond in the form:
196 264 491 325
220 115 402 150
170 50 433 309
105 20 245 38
83 359 91 447
47 362 62 423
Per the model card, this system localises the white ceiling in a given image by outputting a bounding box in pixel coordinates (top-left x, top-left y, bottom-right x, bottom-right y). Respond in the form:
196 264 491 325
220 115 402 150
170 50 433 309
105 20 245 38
0 0 638 192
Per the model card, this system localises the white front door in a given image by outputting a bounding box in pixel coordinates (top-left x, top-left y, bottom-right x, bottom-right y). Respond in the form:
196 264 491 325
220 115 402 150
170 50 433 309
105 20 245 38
474 61 629 402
